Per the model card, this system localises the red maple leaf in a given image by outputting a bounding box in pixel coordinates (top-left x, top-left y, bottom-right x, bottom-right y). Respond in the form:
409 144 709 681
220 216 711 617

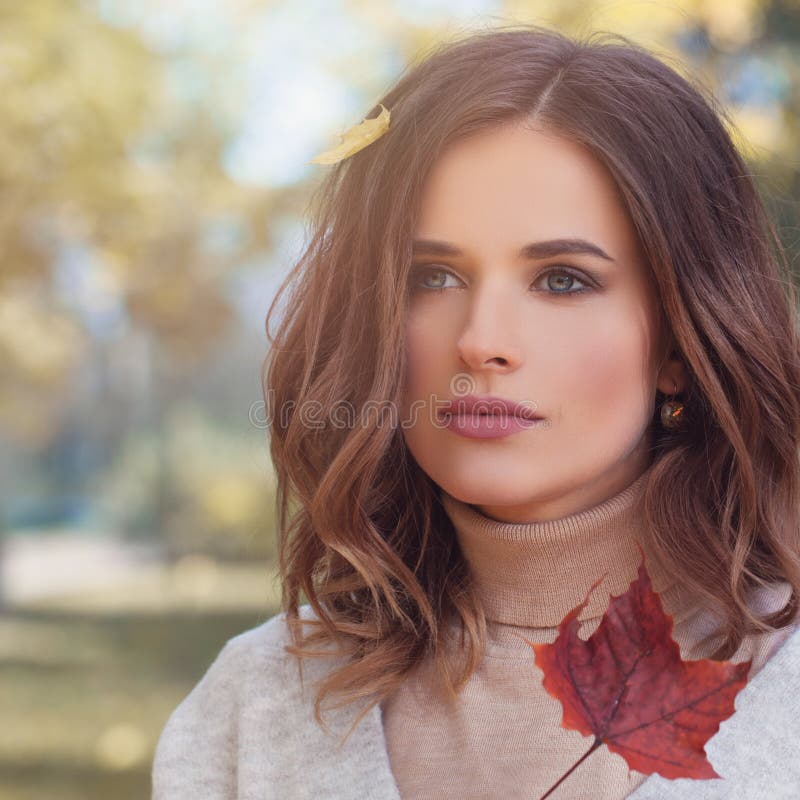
516 542 751 800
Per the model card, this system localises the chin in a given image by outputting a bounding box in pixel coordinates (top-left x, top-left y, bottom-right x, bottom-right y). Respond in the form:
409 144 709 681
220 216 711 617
438 476 538 508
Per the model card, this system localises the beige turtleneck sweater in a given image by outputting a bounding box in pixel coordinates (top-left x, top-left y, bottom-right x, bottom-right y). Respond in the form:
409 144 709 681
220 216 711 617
380 464 797 800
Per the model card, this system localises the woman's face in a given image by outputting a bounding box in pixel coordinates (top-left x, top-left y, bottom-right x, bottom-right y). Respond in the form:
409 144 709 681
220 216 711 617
401 123 685 523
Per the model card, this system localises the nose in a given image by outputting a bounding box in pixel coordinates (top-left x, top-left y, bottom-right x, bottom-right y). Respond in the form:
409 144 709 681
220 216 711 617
456 287 524 372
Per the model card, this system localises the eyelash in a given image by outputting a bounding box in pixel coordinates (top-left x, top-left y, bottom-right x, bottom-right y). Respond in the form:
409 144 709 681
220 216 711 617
409 264 595 296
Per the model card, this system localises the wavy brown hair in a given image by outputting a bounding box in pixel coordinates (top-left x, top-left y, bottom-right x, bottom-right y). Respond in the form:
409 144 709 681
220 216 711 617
262 23 800 745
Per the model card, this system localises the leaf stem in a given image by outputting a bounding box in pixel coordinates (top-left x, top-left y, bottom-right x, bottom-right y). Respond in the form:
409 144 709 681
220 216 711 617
537 738 604 800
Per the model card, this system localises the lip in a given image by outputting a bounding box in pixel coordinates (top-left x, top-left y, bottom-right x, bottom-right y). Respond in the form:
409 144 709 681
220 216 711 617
437 394 546 440
439 394 543 420
440 412 545 439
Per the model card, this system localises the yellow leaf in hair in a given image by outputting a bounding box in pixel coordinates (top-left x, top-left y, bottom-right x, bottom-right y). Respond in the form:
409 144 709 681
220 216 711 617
308 104 391 165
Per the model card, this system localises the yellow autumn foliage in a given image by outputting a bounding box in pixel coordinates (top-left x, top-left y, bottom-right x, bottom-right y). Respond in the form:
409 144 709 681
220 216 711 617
309 103 391 164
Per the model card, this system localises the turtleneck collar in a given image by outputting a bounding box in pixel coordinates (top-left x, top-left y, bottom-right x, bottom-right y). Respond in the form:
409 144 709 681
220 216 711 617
439 463 682 629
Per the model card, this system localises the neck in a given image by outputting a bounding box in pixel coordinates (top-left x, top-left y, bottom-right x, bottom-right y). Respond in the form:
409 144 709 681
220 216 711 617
439 462 681 629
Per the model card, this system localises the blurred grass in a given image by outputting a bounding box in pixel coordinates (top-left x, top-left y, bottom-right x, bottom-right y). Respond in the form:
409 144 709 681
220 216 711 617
0 562 282 800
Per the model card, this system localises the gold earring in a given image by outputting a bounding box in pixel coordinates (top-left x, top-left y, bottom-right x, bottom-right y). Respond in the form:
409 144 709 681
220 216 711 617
660 379 686 430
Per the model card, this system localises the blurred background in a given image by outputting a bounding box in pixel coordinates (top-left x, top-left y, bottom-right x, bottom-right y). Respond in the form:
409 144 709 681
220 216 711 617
1 1 798 798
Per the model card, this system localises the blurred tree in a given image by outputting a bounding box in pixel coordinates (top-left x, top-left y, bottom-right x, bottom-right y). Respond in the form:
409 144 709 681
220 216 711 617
0 2 279 437
0 0 288 605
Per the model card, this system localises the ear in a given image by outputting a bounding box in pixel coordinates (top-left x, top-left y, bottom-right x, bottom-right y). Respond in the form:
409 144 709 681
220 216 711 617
656 350 689 396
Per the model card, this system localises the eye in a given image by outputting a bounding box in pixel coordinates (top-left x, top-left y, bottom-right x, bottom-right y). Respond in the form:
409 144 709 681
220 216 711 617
409 264 595 295
533 267 593 295
409 264 462 293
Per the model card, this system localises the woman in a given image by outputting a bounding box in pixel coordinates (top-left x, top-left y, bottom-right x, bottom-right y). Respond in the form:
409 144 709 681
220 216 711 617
152 24 800 799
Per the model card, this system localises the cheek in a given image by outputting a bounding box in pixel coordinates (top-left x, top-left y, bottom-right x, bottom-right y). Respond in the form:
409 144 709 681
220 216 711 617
402 312 449 404
554 310 652 422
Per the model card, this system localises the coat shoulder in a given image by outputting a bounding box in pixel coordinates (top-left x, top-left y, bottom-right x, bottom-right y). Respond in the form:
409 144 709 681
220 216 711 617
151 604 328 799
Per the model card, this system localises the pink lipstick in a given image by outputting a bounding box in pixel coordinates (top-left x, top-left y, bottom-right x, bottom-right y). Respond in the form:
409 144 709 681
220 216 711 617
438 394 546 440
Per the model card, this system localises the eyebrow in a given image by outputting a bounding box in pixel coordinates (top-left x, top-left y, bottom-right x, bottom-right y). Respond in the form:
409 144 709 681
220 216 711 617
411 237 615 262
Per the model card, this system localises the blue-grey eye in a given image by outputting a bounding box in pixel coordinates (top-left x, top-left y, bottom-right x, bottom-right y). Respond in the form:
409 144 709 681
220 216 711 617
539 269 590 294
409 264 594 295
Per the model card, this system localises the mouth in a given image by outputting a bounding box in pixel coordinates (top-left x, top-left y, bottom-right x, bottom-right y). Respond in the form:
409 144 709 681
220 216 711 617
439 410 534 420
438 408 544 424
437 407 545 438
439 393 543 422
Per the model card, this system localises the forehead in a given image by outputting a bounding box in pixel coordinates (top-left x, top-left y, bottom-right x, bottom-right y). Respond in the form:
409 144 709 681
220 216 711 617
415 123 643 267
